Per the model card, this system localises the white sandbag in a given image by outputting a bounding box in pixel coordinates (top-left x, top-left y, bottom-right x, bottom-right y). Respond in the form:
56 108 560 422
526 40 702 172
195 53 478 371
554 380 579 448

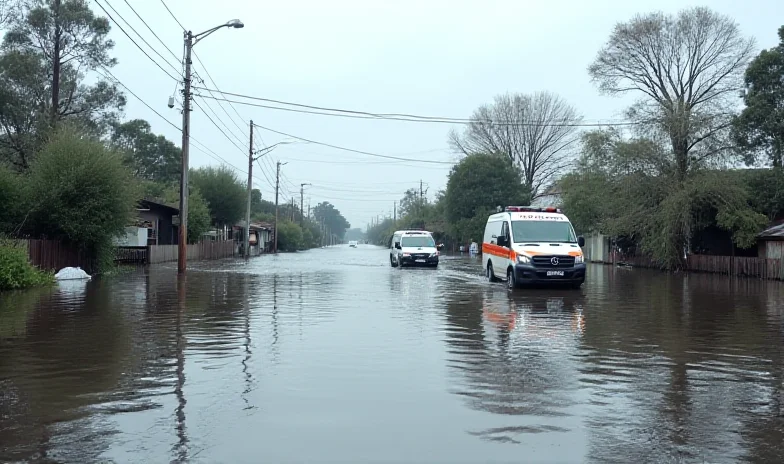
54 267 91 281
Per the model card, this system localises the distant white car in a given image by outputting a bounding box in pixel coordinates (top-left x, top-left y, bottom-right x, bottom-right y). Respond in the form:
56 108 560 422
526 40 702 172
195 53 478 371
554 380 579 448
348 241 358 248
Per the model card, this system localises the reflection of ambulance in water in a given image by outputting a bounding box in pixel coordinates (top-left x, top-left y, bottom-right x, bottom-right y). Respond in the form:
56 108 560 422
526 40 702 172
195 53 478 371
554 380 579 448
482 206 586 289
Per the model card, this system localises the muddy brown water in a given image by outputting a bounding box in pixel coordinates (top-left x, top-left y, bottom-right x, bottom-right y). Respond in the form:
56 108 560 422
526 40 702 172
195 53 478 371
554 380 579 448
1 246 783 463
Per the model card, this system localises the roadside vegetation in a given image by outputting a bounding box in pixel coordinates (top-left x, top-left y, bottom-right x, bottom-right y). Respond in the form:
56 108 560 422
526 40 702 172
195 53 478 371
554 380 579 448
0 239 53 291
370 14 784 272
0 0 351 290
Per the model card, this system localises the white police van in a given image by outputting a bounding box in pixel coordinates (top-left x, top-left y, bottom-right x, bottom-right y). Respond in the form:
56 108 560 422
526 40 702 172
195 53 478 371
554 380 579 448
390 230 439 268
482 206 586 289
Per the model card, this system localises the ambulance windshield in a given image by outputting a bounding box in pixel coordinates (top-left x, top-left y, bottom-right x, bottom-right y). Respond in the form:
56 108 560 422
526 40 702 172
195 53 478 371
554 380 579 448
512 221 577 243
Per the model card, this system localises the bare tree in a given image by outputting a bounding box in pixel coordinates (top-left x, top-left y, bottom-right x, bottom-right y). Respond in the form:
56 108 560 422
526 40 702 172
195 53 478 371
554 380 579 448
449 91 581 199
588 7 755 180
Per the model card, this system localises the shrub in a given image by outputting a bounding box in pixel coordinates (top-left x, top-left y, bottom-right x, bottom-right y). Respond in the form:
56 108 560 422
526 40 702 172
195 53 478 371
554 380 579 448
0 241 53 291
26 128 139 270
276 220 303 252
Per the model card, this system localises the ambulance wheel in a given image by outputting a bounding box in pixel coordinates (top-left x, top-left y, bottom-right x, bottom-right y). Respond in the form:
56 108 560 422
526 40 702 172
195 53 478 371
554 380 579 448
487 261 499 283
507 267 518 290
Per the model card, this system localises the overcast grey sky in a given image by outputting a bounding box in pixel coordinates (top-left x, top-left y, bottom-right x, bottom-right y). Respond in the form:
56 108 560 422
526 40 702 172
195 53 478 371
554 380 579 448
106 0 782 229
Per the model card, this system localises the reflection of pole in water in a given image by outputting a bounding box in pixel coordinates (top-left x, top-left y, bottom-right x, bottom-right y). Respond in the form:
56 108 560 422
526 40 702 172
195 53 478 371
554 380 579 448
271 274 279 362
173 276 188 462
298 272 303 338
241 275 254 410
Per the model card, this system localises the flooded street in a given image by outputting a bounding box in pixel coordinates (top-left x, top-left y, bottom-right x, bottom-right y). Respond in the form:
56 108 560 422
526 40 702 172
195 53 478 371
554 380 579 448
2 246 784 463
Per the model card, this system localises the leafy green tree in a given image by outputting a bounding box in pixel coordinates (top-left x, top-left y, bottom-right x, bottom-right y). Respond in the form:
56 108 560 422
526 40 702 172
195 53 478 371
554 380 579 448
275 220 303 252
111 119 180 183
301 219 322 248
0 164 25 232
190 165 246 228
444 153 531 242
161 185 210 243
733 25 784 167
560 129 768 269
312 201 350 239
25 127 138 269
250 189 276 217
398 188 423 217
0 0 124 168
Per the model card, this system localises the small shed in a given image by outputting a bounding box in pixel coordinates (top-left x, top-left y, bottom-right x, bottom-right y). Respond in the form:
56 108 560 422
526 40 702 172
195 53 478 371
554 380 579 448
115 199 179 246
757 223 784 259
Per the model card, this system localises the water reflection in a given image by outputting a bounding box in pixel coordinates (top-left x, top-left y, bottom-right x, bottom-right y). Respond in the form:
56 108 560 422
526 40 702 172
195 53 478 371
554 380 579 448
0 252 782 463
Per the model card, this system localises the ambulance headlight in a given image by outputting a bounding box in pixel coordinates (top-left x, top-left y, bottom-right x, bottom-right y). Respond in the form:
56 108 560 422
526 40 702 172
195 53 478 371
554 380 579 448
517 254 531 264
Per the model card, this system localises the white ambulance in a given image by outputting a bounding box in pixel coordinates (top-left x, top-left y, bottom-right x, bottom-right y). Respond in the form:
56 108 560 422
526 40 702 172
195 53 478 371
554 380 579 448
482 206 586 289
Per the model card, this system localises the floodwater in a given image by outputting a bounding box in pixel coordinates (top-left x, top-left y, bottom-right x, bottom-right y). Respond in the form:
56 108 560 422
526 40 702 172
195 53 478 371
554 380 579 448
1 246 783 464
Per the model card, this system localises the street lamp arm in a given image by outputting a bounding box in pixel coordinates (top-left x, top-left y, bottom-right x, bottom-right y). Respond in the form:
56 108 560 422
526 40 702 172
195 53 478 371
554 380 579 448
252 141 294 160
192 19 244 45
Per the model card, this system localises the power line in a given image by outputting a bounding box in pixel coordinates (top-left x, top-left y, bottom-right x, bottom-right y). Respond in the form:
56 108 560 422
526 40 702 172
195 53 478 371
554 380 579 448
191 98 247 156
255 159 276 190
309 185 408 194
97 67 269 188
154 0 252 145
159 0 186 31
253 123 455 165
192 94 246 148
122 0 180 62
94 0 180 81
96 67 179 132
195 87 638 127
193 55 250 137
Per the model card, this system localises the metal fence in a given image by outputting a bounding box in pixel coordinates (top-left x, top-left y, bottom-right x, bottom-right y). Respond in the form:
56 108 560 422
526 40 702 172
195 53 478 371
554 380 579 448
115 246 148 264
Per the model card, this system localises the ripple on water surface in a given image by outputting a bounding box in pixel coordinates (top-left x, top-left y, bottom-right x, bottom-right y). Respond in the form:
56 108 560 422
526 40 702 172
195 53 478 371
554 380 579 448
1 250 783 463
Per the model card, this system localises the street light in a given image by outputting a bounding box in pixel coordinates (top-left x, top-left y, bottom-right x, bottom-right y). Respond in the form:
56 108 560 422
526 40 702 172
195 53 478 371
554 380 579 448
177 19 243 274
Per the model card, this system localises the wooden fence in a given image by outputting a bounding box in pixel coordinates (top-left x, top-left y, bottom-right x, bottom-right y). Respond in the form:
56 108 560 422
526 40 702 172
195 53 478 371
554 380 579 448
16 239 235 271
147 240 235 264
24 239 92 272
616 253 784 281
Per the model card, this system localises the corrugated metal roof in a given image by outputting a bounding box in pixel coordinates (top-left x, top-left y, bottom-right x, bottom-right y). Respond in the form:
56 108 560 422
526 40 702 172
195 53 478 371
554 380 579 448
758 223 784 240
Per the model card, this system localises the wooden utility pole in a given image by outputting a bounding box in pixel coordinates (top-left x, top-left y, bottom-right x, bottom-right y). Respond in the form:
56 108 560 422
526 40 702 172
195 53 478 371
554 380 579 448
244 120 253 259
300 183 310 226
274 161 286 253
178 29 194 273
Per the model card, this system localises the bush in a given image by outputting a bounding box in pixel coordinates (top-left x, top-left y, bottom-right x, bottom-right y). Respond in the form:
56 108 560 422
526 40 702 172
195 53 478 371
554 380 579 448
276 220 303 252
0 241 53 291
26 128 139 270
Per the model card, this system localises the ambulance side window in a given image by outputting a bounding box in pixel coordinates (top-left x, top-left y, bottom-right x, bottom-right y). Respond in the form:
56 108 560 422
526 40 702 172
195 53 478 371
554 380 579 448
500 221 510 247
484 221 502 244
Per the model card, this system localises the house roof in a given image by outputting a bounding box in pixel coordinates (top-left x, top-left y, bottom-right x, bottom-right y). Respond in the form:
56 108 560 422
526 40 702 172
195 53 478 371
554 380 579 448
758 222 784 241
140 198 179 214
233 221 273 231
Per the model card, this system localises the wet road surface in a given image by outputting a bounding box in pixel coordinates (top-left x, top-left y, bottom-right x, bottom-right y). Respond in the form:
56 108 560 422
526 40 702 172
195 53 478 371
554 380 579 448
1 245 784 463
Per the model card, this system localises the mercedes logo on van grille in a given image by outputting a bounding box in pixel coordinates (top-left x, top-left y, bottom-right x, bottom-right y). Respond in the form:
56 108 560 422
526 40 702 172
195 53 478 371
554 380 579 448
550 257 560 266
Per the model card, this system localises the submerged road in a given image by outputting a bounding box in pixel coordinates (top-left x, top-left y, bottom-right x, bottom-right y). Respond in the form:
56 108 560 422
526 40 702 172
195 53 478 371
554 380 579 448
1 245 783 463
